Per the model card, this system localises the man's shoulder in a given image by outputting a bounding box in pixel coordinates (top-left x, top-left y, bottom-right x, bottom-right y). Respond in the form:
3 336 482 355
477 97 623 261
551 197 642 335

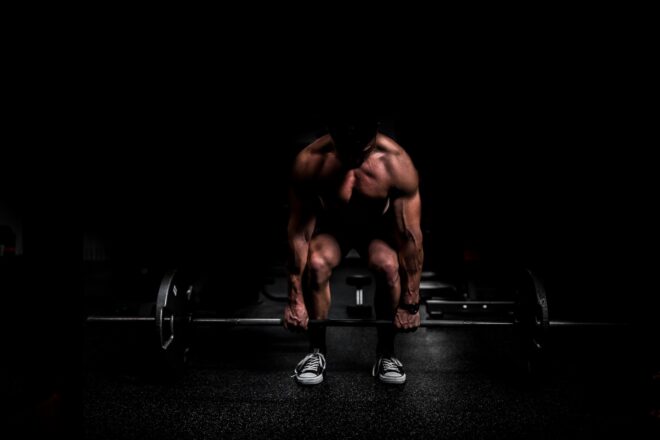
376 134 419 195
376 133 406 155
375 133 416 170
292 134 335 183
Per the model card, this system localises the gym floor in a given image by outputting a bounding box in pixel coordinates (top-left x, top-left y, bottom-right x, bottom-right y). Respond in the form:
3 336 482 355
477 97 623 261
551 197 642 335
83 266 658 439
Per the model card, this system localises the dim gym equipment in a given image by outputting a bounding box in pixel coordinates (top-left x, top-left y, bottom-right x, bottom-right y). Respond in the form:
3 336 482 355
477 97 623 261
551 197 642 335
346 274 373 317
85 268 626 377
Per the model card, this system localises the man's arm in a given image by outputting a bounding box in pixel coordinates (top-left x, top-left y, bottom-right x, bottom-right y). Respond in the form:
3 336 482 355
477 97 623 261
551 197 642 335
386 147 424 330
284 177 316 330
392 190 424 328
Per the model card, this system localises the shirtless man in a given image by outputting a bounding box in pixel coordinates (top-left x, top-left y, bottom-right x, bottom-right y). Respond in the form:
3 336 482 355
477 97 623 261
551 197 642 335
284 117 423 385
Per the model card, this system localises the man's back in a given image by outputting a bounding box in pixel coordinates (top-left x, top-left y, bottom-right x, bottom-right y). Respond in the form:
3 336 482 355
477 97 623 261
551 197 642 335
292 132 419 213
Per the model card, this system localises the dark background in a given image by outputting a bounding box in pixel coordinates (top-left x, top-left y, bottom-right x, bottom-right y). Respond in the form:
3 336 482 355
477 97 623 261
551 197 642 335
73 82 655 320
1 66 657 435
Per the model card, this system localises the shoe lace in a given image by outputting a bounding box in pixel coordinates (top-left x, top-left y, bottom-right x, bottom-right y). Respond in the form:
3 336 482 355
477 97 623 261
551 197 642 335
381 357 400 373
294 352 324 375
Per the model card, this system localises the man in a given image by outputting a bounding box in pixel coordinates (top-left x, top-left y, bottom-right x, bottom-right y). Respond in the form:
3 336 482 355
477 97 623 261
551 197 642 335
283 116 423 385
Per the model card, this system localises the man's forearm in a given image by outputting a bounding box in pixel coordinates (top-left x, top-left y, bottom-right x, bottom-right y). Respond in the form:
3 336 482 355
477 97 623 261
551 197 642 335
287 235 309 304
288 274 305 304
398 232 424 304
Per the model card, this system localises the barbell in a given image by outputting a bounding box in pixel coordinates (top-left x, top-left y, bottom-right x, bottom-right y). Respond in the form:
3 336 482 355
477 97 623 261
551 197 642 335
85 267 627 376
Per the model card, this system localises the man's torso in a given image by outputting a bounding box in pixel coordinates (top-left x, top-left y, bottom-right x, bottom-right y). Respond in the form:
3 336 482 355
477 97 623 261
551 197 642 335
307 134 398 219
296 133 406 250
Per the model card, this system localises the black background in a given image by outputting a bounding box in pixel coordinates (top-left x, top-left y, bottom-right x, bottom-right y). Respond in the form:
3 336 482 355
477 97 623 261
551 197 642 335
2 39 657 435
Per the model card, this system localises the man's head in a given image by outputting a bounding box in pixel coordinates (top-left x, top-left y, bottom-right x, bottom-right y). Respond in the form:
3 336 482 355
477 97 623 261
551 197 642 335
327 115 379 167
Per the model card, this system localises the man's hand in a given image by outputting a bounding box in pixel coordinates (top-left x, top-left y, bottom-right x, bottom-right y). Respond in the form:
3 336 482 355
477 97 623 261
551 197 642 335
284 301 309 332
394 307 421 332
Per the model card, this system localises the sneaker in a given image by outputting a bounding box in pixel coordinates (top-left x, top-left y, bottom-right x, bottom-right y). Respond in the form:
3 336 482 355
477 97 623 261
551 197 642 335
372 356 406 384
293 349 326 385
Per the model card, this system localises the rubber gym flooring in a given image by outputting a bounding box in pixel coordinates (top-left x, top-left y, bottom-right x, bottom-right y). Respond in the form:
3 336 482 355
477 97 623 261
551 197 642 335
82 266 658 439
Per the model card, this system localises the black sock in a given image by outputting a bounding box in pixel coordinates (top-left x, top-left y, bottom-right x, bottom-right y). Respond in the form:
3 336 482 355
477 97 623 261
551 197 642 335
309 325 327 355
376 326 395 357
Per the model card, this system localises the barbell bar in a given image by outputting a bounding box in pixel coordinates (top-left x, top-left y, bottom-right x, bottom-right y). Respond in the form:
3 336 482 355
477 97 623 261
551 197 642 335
85 316 627 327
84 267 629 377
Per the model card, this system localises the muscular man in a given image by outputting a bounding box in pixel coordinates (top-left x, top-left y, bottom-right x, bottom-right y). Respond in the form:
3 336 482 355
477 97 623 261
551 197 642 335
284 117 424 385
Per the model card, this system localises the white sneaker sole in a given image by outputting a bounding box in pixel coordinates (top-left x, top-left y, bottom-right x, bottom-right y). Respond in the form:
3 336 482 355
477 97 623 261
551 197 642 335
295 374 324 385
377 373 406 384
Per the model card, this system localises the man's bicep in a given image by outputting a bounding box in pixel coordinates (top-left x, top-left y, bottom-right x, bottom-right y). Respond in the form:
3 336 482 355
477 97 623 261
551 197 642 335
389 151 419 196
392 190 422 239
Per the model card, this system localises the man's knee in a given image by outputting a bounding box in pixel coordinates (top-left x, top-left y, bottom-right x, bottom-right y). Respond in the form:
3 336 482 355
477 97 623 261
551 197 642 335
369 256 399 287
308 253 333 285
